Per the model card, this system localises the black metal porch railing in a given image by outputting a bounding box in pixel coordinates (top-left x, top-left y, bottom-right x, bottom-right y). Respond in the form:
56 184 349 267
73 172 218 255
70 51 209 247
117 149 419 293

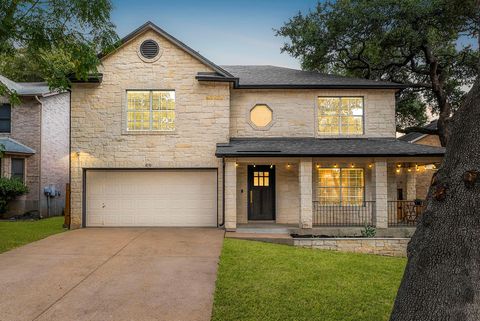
313 201 375 227
388 200 425 227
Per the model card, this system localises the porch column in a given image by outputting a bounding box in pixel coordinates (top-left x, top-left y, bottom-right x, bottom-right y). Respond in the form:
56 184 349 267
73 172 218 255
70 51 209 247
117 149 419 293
299 158 313 229
406 170 417 200
224 159 237 231
373 160 388 229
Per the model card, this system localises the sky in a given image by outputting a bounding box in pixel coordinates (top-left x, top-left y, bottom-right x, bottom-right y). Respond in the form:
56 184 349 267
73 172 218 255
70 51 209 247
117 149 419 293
111 0 320 69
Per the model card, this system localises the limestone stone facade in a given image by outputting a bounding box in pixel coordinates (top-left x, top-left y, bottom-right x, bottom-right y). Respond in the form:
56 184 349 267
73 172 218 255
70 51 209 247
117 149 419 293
0 92 69 217
68 23 441 231
70 29 230 228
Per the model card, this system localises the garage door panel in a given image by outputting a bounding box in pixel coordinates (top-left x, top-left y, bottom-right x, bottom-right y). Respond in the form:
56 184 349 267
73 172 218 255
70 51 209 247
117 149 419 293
86 170 217 227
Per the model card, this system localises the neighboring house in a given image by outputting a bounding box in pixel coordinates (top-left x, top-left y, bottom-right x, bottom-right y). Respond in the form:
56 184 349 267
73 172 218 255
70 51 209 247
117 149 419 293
399 120 441 200
0 75 70 218
69 22 445 232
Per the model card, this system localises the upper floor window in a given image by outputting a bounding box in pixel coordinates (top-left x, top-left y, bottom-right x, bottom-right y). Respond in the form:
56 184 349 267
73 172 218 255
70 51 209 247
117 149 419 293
317 97 363 135
250 104 273 128
127 90 175 131
0 104 11 133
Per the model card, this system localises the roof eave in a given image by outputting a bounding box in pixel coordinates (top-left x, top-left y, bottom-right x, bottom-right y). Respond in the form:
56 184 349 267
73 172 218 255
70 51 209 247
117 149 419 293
233 84 407 90
215 152 445 158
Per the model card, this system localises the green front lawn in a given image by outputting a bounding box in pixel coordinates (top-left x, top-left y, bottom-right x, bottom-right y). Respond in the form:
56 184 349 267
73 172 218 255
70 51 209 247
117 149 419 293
0 217 66 253
212 239 406 321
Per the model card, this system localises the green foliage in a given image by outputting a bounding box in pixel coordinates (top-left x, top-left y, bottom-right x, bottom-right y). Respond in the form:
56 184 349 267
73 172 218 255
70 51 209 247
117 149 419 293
0 217 65 253
276 0 479 130
361 225 377 238
212 239 405 321
0 0 119 92
0 177 29 215
396 92 429 128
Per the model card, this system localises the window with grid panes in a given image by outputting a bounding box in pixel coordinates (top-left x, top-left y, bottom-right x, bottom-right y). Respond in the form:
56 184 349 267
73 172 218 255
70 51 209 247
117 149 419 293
317 97 363 135
127 90 175 131
316 168 364 205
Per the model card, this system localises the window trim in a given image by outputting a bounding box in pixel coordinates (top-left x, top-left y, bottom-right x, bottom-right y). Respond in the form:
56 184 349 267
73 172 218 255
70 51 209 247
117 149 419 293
315 96 365 136
247 103 275 131
0 103 12 133
11 158 25 183
316 167 365 206
124 89 176 133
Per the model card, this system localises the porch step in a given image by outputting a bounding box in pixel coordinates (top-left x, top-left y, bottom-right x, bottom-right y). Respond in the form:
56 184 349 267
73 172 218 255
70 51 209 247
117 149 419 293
226 232 293 246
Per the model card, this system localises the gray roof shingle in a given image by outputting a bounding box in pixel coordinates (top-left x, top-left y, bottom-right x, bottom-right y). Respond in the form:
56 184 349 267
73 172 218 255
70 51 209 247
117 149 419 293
0 138 35 155
0 75 52 96
202 65 405 89
398 120 438 142
216 137 445 157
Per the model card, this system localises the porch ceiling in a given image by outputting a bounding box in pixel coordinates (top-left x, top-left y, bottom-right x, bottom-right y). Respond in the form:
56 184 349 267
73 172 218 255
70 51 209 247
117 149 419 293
216 137 445 158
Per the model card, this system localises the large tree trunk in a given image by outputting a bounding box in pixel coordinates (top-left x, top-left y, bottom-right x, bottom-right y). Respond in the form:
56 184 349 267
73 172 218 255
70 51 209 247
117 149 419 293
390 79 480 320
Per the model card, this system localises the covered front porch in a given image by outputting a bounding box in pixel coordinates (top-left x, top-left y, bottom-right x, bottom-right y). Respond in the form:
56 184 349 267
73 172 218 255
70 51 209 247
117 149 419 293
218 138 445 234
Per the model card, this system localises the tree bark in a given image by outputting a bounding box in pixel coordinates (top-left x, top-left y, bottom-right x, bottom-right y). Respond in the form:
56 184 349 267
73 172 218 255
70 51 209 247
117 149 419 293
390 79 480 320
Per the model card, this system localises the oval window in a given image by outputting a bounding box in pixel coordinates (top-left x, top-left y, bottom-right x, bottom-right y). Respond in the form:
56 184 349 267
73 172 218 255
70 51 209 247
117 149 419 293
250 104 273 128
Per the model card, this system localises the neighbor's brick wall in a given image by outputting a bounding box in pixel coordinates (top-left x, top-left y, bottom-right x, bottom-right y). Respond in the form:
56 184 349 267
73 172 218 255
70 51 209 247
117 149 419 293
230 89 397 138
294 237 409 257
70 29 230 228
40 92 70 217
0 97 41 216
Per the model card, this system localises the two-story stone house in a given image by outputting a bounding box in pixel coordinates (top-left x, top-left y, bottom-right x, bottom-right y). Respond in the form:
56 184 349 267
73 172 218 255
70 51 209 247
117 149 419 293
0 75 69 217
70 22 444 233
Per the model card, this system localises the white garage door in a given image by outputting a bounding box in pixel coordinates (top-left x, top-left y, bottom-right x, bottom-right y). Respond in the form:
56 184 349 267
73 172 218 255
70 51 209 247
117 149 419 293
86 170 217 227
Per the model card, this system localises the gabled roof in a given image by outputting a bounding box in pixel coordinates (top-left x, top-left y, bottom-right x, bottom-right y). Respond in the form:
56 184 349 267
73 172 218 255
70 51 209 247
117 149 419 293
216 137 445 157
101 21 233 78
0 137 35 155
197 65 406 90
399 120 438 143
0 75 52 96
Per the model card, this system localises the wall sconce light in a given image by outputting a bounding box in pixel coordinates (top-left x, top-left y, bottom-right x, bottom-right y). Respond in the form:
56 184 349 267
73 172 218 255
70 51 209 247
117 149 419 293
333 163 338 168
316 164 321 169
253 164 256 168
235 163 239 167
350 163 355 168
270 164 273 169
396 168 401 174
416 164 420 172
287 163 291 169
397 164 402 168
407 168 412 172
368 164 373 169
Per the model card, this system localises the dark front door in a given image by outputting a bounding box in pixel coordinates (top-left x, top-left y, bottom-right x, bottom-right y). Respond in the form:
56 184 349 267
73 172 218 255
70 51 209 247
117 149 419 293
248 165 276 220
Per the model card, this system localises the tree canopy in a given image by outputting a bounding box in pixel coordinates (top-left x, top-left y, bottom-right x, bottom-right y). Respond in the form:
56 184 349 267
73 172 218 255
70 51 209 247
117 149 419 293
0 0 118 97
276 0 479 146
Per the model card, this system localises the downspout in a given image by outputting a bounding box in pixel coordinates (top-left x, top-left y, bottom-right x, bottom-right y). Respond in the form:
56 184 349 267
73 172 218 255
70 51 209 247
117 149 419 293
220 156 225 227
34 95 43 218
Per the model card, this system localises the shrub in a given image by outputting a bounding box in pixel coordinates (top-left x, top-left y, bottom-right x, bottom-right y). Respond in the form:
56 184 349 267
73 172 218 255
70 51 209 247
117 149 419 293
0 177 28 215
361 224 377 238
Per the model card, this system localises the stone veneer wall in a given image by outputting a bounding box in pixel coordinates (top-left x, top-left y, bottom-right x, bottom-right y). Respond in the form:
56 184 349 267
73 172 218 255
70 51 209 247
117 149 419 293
294 237 409 257
70 29 230 228
230 89 397 138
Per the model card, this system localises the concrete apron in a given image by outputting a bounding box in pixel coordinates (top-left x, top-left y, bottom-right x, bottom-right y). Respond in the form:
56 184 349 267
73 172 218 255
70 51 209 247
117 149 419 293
0 227 225 321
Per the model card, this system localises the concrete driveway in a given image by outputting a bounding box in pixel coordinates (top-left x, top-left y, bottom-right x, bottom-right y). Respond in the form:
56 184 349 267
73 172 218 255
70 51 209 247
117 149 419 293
0 228 224 321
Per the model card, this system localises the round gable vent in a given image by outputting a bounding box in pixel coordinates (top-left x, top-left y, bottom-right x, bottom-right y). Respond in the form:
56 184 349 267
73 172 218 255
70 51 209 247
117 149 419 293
140 40 159 59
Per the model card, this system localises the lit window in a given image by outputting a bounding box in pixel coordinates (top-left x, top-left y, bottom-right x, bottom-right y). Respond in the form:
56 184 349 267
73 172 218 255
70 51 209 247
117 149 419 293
317 97 363 135
250 104 272 128
317 168 364 205
127 90 175 131
253 171 269 186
